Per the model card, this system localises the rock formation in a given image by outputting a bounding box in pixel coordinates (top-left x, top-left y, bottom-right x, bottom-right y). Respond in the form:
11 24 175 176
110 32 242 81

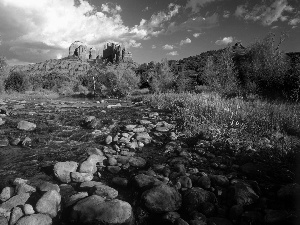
103 42 132 63
69 41 88 60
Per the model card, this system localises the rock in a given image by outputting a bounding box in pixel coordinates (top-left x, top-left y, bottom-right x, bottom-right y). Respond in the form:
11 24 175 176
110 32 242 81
190 211 207 224
177 176 192 189
106 135 113 145
133 127 146 133
23 204 35 215
124 125 136 131
13 178 28 186
240 163 261 176
129 157 146 168
71 172 93 183
15 183 36 195
0 193 30 215
21 137 31 147
162 212 180 224
79 161 96 174
71 196 133 225
0 217 8 225
15 214 52 225
112 177 128 187
10 138 21 146
108 157 118 166
54 161 78 183
176 218 189 225
80 181 118 200
241 211 263 224
135 132 152 144
156 127 169 132
277 183 300 200
230 204 244 220
142 184 182 213
38 182 60 193
182 187 217 213
0 187 14 202
86 147 104 156
207 217 233 225
35 190 61 218
0 137 9 147
65 192 89 208
17 121 36 131
197 176 211 189
140 120 151 125
264 210 289 224
228 181 259 206
9 206 23 225
81 116 99 129
134 174 160 189
126 142 138 150
107 166 121 174
210 175 229 187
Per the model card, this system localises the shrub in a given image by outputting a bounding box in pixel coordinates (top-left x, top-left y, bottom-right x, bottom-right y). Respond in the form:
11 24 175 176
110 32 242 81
202 47 240 97
4 71 30 92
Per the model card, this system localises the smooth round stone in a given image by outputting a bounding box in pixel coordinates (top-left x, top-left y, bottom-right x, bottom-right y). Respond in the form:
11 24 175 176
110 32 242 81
156 127 169 132
107 166 121 174
23 204 35 215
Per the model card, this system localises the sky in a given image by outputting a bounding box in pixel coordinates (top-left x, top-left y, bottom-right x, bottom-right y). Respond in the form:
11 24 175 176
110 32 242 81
0 0 299 66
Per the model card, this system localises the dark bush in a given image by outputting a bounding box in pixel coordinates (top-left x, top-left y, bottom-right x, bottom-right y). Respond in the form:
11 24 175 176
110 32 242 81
4 71 30 92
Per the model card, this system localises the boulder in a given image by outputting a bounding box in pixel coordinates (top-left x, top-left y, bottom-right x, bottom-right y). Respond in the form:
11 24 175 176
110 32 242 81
23 204 35 215
142 184 182 213
134 174 161 189
210 175 229 187
54 161 78 183
17 121 36 131
79 181 118 200
79 161 96 174
0 187 15 202
15 183 36 195
9 206 23 225
15 214 52 225
129 157 146 168
135 132 152 144
71 172 93 183
38 182 60 193
277 183 300 200
0 217 8 225
228 181 259 206
35 190 61 218
65 192 89 208
182 187 217 213
71 196 133 225
0 193 30 216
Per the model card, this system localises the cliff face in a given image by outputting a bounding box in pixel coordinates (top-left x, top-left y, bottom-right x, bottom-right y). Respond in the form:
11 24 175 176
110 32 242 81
9 58 91 78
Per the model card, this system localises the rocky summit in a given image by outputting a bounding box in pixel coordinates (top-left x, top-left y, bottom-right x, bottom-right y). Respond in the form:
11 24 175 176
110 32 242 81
0 98 298 225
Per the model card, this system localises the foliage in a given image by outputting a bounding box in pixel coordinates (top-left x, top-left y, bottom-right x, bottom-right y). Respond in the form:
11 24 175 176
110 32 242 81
202 47 240 97
4 71 30 93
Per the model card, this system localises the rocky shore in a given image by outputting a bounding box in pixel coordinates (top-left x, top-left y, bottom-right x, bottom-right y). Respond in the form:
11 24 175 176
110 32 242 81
0 98 298 225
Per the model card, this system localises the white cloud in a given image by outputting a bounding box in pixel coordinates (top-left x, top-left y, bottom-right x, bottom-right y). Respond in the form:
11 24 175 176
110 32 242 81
193 33 202 38
186 0 219 14
126 40 142 48
167 51 178 56
215 36 233 45
180 38 192 46
152 45 156 49
163 44 174 50
289 18 300 26
223 10 230 18
235 0 294 26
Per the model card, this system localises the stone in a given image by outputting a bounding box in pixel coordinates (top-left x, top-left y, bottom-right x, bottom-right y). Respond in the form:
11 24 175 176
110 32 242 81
106 135 113 145
81 116 99 129
277 183 300 200
93 184 118 200
54 161 78 183
86 147 103 156
134 174 160 189
112 177 128 187
79 161 96 174
140 120 151 125
264 210 289 224
9 206 23 225
135 132 152 144
15 214 52 225
176 218 189 225
17 121 36 131
15 183 36 195
207 217 233 225
197 176 211 189
35 190 61 218
129 157 146 168
124 124 136 131
230 204 244 220
71 172 93 183
23 204 35 215
190 211 207 224
0 193 30 215
162 212 180 224
71 196 133 225
38 182 60 193
0 137 9 147
126 142 139 150
0 217 8 225
210 175 229 187
133 127 146 133
142 184 182 213
0 187 14 202
10 138 21 146
65 192 89 208
108 157 118 166
107 166 121 174
228 181 259 206
182 187 217 213
177 176 193 189
156 127 169 132
13 179 28 186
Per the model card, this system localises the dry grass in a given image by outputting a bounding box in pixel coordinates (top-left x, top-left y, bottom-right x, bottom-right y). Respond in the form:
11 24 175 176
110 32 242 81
0 90 59 101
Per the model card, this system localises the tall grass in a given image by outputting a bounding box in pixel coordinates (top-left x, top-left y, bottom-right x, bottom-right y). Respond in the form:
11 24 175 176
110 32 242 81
144 92 300 164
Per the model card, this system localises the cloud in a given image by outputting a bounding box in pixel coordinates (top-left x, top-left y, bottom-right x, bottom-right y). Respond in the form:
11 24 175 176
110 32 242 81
166 13 219 33
143 6 149 12
185 0 219 14
126 40 142 48
167 51 178 56
180 38 192 46
215 36 233 45
223 10 230 18
289 18 300 26
152 45 156 49
163 44 174 50
193 33 202 38
235 0 294 26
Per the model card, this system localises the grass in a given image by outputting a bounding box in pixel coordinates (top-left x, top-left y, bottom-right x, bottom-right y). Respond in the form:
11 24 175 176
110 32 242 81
144 91 300 166
0 90 59 101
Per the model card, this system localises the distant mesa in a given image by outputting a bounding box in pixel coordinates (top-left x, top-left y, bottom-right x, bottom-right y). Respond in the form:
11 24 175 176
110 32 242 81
68 41 133 64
